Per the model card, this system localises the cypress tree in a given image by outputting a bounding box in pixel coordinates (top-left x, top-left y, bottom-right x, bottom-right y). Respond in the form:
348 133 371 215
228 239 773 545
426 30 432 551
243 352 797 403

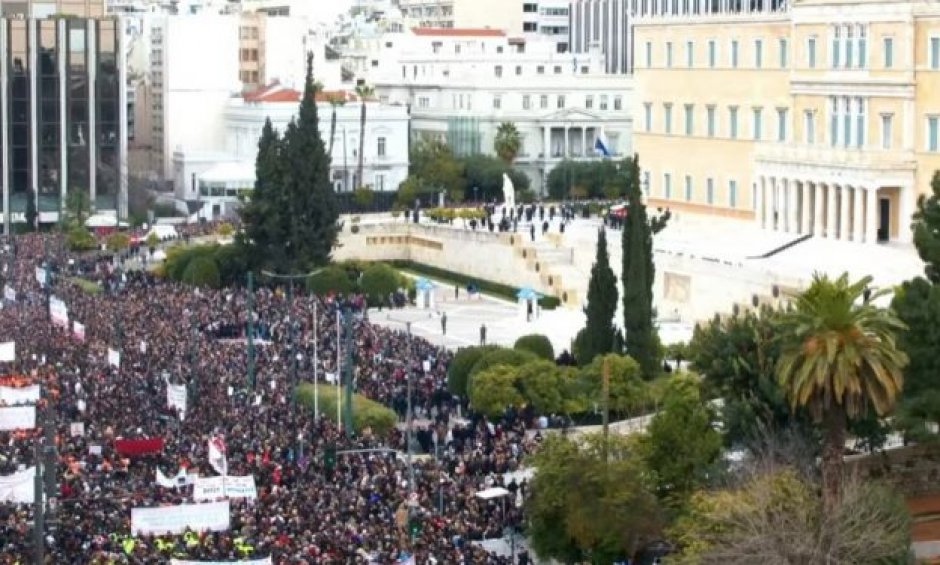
622 155 670 378
579 227 618 364
240 52 338 272
239 118 288 270
282 52 338 270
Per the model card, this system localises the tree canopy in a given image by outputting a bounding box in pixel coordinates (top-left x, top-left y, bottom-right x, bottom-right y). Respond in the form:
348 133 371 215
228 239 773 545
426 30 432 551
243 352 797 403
527 433 664 563
494 122 522 164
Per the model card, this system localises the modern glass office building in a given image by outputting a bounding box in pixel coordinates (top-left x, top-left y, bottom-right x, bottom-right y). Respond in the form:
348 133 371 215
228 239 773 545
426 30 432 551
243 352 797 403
0 12 127 233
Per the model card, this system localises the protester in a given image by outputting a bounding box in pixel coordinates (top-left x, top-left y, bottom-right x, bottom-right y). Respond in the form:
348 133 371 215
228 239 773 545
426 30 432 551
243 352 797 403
0 232 531 563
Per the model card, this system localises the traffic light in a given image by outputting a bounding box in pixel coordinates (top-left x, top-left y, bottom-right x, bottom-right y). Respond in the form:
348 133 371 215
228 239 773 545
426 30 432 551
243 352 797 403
324 444 337 470
408 513 421 537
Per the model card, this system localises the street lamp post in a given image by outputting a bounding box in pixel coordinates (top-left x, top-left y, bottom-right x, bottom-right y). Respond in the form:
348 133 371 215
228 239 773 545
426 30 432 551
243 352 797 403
246 271 255 389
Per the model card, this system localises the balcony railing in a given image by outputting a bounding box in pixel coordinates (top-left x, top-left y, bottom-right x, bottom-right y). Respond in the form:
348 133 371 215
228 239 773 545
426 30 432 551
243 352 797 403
754 142 916 170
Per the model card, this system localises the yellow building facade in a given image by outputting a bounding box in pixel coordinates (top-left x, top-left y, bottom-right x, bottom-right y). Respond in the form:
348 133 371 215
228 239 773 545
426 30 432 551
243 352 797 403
632 0 940 243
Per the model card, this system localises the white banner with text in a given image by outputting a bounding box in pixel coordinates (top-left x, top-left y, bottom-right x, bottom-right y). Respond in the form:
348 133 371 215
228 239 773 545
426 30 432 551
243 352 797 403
131 500 230 535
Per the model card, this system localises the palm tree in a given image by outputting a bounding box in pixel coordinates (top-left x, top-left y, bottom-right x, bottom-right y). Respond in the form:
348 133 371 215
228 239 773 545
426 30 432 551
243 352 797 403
494 121 522 164
326 93 345 160
354 84 375 190
775 273 908 512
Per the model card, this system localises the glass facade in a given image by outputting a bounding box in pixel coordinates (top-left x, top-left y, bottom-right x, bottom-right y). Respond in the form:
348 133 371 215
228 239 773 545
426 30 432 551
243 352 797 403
10 19 29 215
95 19 119 212
0 15 123 231
38 19 60 212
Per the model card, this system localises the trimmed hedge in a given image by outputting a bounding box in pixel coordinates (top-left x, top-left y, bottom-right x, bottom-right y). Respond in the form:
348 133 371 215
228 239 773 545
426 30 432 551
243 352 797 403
389 260 518 302
295 383 397 436
514 334 555 361
389 260 564 309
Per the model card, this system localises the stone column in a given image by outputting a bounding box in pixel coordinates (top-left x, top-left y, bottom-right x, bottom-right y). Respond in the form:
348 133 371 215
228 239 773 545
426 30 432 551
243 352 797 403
839 184 851 241
581 127 587 156
826 184 838 239
755 177 765 228
865 187 879 243
564 126 570 157
852 186 864 243
788 179 799 234
814 182 824 236
543 127 551 158
801 181 813 235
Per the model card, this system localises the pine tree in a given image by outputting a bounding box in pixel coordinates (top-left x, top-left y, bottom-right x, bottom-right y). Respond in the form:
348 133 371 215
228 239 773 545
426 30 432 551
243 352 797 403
282 52 338 269
622 155 670 378
579 227 618 365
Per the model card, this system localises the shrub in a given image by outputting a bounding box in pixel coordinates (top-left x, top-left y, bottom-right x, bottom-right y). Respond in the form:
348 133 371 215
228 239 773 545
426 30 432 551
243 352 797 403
448 345 499 396
107 232 130 251
360 263 401 305
66 227 97 252
181 256 221 288
468 365 524 418
307 265 356 295
538 295 562 310
296 383 397 435
164 244 216 282
216 221 235 237
514 334 555 360
468 347 537 387
351 225 360 234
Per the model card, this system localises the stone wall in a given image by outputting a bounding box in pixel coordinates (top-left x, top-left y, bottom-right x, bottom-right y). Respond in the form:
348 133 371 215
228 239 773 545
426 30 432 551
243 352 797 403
334 222 575 301
847 444 940 497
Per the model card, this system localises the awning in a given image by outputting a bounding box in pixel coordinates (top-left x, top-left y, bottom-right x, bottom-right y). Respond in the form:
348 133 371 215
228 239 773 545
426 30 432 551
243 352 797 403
475 487 511 500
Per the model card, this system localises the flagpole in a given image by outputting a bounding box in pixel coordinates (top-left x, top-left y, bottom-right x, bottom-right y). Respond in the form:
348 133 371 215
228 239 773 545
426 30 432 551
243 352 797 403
336 311 341 430
313 300 319 421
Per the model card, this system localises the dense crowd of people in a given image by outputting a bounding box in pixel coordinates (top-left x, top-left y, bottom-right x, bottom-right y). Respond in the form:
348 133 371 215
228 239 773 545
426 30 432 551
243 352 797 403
0 232 533 564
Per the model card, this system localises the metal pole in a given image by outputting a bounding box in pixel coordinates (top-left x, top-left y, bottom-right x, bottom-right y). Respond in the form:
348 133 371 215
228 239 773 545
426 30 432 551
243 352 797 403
602 355 610 464
190 312 197 403
33 438 44 564
336 311 341 428
313 299 318 420
246 271 255 389
288 279 296 415
407 369 414 490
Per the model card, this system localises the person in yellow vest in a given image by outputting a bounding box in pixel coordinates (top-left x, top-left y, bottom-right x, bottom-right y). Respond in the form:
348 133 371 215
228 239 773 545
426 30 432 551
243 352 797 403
234 537 254 557
184 531 199 548
121 536 135 555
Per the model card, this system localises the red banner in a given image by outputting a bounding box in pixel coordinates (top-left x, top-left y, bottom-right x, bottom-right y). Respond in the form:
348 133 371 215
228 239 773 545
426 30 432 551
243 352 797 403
0 375 32 387
114 437 164 456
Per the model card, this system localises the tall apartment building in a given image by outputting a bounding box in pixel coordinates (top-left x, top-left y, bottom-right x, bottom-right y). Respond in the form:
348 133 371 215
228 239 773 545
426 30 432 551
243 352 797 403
148 15 239 181
632 0 939 245
397 0 569 51
0 13 128 232
570 0 630 73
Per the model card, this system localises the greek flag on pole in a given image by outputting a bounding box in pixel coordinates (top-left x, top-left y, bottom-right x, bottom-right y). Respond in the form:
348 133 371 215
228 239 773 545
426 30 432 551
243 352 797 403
594 135 612 157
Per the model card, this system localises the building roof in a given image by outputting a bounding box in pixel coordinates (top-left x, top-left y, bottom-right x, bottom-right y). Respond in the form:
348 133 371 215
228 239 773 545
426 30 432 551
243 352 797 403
411 27 505 37
242 83 370 104
199 162 256 184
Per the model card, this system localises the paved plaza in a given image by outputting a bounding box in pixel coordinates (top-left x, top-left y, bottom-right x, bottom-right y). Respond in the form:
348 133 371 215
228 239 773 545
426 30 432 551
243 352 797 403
368 284 694 353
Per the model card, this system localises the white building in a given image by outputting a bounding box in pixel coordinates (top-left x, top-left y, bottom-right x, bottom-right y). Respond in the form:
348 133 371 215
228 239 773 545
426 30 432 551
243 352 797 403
373 28 632 195
525 0 570 52
570 0 631 74
150 14 241 180
173 83 409 219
